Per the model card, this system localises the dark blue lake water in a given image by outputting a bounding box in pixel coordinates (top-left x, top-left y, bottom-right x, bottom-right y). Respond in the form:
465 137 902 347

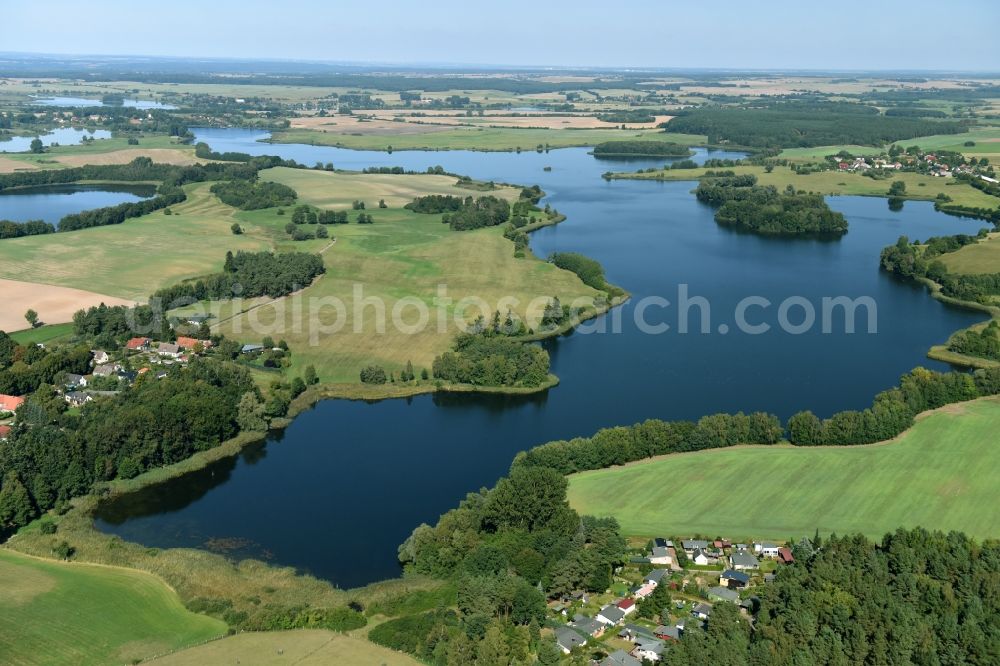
94 128 989 588
0 184 155 224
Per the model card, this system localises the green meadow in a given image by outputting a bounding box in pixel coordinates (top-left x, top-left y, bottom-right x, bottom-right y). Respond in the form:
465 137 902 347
567 397 1000 540
0 549 225 666
270 126 707 152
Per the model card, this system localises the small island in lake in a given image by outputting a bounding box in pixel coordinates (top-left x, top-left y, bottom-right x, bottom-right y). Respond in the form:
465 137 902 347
592 140 693 158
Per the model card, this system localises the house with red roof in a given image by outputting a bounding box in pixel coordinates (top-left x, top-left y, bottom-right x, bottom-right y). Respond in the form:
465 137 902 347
125 337 151 351
0 394 25 413
617 598 637 617
778 547 795 565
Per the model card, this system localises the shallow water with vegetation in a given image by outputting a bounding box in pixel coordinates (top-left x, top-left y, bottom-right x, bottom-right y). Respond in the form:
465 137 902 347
94 129 987 588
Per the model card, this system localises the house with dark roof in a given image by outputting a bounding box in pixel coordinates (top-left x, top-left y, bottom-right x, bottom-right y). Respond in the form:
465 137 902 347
157 343 181 358
570 613 604 638
631 636 666 662
693 602 713 620
729 550 760 570
654 625 681 641
649 545 675 566
681 539 709 554
644 568 668 585
555 626 587 654
63 373 87 388
691 547 712 565
597 604 626 626
721 569 751 588
601 650 642 666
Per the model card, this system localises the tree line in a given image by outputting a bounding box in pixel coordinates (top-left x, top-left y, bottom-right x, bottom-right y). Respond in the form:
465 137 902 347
150 250 325 305
548 251 623 297
592 140 693 157
209 179 297 210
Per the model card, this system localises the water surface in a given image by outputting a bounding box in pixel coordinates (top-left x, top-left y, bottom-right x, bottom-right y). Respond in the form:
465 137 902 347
0 184 155 224
33 96 177 109
0 127 112 152
95 129 988 588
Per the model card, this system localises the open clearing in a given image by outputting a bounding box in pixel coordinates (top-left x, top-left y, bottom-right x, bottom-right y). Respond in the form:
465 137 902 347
0 549 225 666
209 167 601 382
0 278 135 332
151 629 419 665
0 182 268 300
567 397 1000 540
0 155 36 173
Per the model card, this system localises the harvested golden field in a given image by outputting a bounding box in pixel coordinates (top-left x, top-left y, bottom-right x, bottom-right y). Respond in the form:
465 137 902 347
53 147 200 167
0 156 37 173
0 278 136 332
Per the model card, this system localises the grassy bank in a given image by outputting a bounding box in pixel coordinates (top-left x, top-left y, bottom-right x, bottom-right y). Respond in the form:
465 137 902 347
566 396 1000 540
0 549 226 665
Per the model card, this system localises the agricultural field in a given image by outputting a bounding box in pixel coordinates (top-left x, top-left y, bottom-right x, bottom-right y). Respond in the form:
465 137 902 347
0 182 269 300
895 126 1000 160
150 630 420 665
611 163 1000 209
940 231 1000 274
0 279 134 333
270 126 707 152
0 549 226 666
210 167 601 382
566 397 1000 540
0 135 195 172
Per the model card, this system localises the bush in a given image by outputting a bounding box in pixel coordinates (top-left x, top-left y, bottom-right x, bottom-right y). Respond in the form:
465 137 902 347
360 366 387 384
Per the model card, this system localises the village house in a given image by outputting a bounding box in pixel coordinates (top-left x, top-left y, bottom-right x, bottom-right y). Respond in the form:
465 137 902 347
691 547 713 566
757 542 781 558
617 598 637 617
778 547 795 565
721 569 751 588
0 394 26 414
649 545 675 566
681 539 709 555
241 343 265 354
175 336 209 351
730 550 760 570
631 636 666 662
644 568 668 586
633 582 656 600
618 623 656 643
601 649 641 666
64 392 92 407
157 343 181 358
555 626 587 654
93 363 121 377
569 614 604 638
692 602 713 620
654 625 681 641
125 337 151 352
92 350 111 365
597 604 627 626
63 373 88 389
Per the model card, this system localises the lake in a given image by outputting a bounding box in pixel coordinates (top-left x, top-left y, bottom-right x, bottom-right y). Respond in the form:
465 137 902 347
32 96 177 110
0 184 156 224
94 129 989 588
0 127 112 152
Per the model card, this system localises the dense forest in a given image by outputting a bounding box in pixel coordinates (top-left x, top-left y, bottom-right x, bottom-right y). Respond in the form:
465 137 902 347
375 464 625 664
0 355 255 535
151 250 325 305
696 175 848 235
432 333 550 387
948 321 1000 361
405 193 512 231
592 141 692 157
664 102 964 148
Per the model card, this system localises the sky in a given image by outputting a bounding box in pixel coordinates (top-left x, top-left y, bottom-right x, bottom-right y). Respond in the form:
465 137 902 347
2 0 997 71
